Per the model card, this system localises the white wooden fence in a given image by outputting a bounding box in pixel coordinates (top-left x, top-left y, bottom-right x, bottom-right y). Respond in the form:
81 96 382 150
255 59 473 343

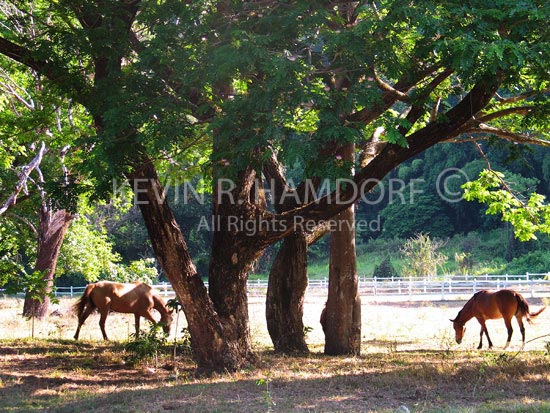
3 273 549 302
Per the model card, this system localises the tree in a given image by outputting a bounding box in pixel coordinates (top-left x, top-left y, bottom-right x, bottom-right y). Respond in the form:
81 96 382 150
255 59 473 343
1 1 549 372
0 57 80 318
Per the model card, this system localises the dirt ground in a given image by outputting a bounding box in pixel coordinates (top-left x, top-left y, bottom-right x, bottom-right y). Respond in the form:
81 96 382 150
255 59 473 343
1 293 550 412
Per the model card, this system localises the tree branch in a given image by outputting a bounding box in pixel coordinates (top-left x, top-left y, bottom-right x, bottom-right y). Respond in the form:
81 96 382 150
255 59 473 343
0 141 47 215
258 72 504 245
462 124 550 147
348 64 445 124
0 37 90 105
371 67 411 103
476 106 532 123
495 89 550 104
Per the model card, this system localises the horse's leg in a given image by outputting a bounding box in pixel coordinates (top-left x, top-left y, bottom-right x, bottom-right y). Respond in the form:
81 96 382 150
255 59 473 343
484 325 493 349
477 319 493 349
503 318 513 349
515 315 525 350
74 305 95 340
99 309 109 341
476 319 492 349
134 314 141 338
141 311 157 325
478 325 484 349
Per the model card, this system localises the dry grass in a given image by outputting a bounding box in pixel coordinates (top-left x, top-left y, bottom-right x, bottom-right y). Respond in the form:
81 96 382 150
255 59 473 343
1 292 550 412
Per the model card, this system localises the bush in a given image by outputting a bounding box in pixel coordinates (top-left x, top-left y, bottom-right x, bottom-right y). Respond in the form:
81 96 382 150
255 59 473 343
503 251 550 275
123 324 168 366
373 256 399 278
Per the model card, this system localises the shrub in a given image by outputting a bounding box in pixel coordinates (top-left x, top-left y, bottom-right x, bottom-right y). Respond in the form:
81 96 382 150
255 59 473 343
504 251 550 275
123 324 168 366
373 256 399 278
401 233 448 277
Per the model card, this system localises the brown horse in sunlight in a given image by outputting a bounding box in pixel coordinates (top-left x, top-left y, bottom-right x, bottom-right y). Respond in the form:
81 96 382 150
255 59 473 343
450 289 545 350
73 281 173 341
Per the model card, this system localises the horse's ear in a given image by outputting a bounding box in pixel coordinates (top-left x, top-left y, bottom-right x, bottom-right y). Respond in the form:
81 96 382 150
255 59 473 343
449 318 455 322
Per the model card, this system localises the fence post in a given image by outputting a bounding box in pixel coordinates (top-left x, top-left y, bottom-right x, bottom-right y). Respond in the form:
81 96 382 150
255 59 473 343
408 276 412 300
373 277 377 296
70 285 73 297
530 276 534 298
441 281 445 301
398 279 402 294
473 278 477 293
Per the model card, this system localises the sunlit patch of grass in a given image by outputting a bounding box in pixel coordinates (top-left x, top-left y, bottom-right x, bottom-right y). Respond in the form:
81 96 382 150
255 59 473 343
475 399 550 413
71 366 93 376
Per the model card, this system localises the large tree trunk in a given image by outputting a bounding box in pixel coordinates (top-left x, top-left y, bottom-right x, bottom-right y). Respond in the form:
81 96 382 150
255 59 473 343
266 232 309 354
206 165 268 367
323 205 362 355
22 207 73 319
128 158 258 372
323 143 362 355
207 227 258 367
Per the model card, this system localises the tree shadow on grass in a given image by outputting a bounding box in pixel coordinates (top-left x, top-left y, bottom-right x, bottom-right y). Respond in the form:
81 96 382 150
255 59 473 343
2 345 550 413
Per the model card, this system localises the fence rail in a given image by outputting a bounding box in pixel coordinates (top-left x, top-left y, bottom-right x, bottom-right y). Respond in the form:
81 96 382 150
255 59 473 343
2 273 550 302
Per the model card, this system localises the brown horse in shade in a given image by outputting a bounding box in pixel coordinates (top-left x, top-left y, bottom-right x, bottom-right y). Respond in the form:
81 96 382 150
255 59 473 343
73 281 173 340
450 289 545 349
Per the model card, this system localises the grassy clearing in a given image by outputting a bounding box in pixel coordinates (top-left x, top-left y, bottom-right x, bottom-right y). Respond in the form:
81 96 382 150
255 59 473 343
1 294 550 412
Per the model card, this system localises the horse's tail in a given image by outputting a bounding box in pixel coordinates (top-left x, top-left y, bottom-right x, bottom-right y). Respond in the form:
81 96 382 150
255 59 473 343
72 284 96 317
515 292 546 323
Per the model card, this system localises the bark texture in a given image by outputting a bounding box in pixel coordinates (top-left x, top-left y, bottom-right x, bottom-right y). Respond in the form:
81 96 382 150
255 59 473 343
324 204 362 355
23 207 73 319
127 159 255 372
266 232 309 354
324 142 361 355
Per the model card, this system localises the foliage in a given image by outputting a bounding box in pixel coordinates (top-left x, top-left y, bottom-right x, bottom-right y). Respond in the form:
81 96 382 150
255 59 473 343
0 220 29 285
56 215 122 282
123 323 169 366
380 194 454 239
4 269 58 306
4 269 59 337
504 251 550 275
373 256 399 278
463 169 550 241
454 252 473 275
400 233 448 277
57 214 158 284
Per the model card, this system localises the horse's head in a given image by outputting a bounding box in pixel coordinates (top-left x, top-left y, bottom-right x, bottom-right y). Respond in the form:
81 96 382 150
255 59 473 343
450 318 466 344
160 310 174 336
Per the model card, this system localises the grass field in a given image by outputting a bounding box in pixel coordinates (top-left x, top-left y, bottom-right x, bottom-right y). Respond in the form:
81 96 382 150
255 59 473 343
1 291 550 412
